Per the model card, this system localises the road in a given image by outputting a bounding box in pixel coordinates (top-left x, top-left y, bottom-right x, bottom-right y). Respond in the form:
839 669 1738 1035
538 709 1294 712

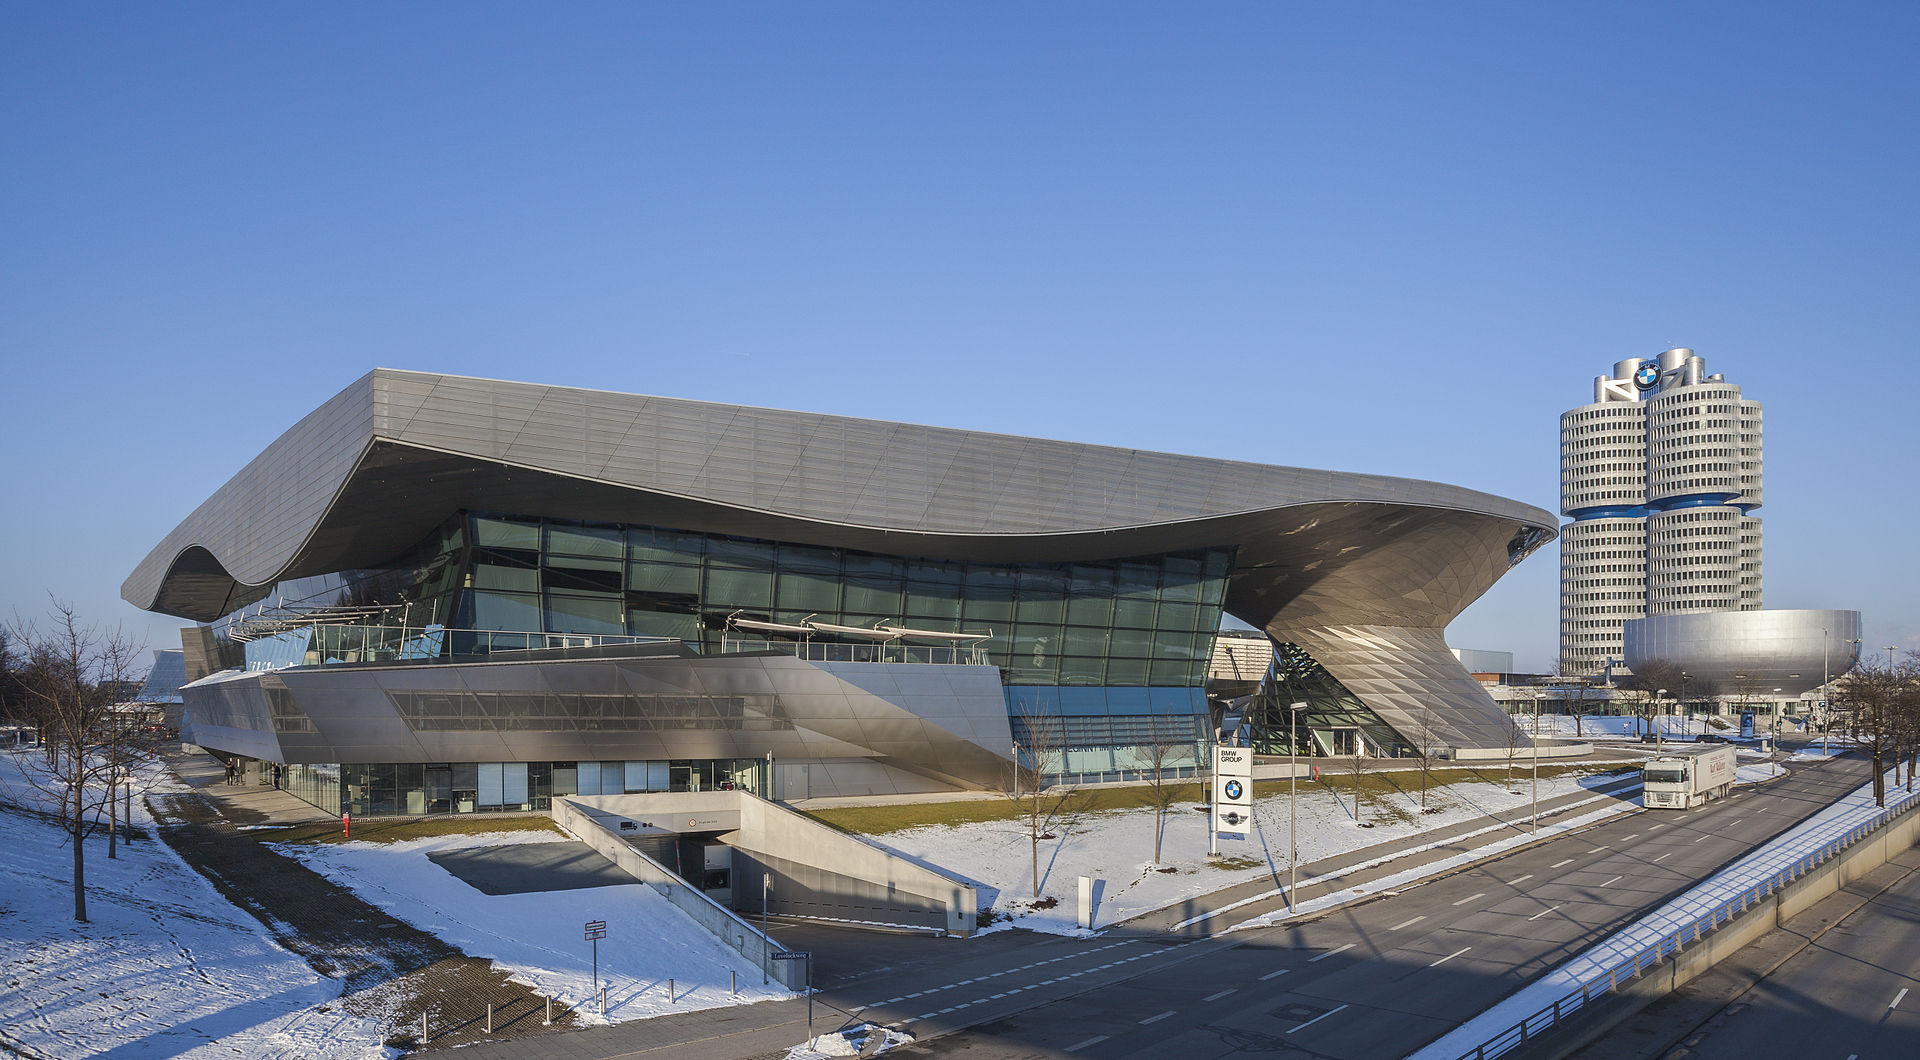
1585 844 1920 1060
856 753 1867 1060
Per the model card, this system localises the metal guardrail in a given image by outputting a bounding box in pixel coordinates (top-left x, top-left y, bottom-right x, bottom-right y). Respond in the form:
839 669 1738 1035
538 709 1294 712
1452 782 1920 1060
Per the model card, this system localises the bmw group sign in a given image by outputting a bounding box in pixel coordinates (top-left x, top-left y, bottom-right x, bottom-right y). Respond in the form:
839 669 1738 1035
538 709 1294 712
1213 746 1254 837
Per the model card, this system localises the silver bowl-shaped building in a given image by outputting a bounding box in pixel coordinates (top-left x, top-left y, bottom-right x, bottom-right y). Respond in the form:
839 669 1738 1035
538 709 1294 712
1623 609 1863 698
125 370 1556 811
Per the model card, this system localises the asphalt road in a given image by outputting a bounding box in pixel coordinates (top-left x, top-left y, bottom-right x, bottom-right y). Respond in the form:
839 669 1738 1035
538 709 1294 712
849 753 1870 1060
1626 842 1920 1060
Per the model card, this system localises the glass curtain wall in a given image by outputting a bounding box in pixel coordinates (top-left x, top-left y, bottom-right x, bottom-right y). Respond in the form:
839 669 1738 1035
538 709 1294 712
1244 641 1413 758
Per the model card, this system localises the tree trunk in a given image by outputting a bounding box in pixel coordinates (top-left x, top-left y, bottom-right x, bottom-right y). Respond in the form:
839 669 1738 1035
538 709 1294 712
1874 746 1886 806
108 770 118 861
71 789 87 923
1031 824 1040 897
1153 805 1163 864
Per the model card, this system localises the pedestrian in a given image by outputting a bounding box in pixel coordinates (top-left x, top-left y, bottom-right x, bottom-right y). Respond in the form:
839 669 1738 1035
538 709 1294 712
224 760 235 785
272 764 282 790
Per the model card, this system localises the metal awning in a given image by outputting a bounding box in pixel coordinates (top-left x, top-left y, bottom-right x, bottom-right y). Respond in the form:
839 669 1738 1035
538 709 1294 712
806 621 901 640
726 615 816 636
881 626 993 642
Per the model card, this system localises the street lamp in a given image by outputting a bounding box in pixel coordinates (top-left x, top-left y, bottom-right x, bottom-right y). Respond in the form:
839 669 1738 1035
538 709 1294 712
1656 689 1667 748
1680 672 1690 735
1889 646 1900 673
1530 690 1542 835
1289 701 1307 910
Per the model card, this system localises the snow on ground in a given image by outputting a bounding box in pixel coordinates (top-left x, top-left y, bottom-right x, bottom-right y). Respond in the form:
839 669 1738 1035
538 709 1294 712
1520 713 1744 742
277 833 793 1024
0 750 395 1060
1736 762 1785 783
1407 765 1920 1060
866 766 1637 935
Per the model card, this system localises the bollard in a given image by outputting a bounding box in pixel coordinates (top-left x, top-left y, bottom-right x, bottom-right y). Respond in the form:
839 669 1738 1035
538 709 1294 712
669 978 675 1003
486 1002 493 1033
544 995 553 1026
731 970 737 996
599 985 606 1014
420 1010 428 1045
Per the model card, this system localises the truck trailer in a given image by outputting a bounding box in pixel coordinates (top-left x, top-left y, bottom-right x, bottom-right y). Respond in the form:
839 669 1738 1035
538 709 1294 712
1641 744 1738 809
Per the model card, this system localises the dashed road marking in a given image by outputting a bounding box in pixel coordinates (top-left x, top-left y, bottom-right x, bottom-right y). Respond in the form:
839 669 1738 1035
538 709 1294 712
1653 852 1672 862
1453 892 1486 906
1140 1011 1176 1025
1430 946 1471 967
1600 875 1624 888
1390 916 1426 931
1892 987 1909 1010
1066 1035 1110 1051
1259 968 1291 981
1507 874 1534 885
1551 858 1575 868
1309 943 1355 963
1528 905 1558 922
1621 834 1639 841
1204 989 1236 1002
1287 1003 1349 1034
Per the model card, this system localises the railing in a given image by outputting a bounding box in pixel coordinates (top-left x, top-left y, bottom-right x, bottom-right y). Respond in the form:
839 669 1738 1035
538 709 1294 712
1450 783 1920 1060
717 637 988 666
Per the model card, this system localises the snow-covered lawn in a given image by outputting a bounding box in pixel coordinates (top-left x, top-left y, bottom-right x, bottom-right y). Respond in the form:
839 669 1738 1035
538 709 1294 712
866 768 1637 935
0 751 394 1060
276 833 791 1024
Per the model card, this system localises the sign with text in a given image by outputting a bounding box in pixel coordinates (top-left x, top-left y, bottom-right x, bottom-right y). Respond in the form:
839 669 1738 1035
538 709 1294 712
584 920 607 942
1213 746 1254 837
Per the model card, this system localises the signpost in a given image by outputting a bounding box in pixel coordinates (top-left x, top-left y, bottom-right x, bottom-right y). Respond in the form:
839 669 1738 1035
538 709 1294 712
1212 746 1254 852
585 920 607 1012
772 950 813 1032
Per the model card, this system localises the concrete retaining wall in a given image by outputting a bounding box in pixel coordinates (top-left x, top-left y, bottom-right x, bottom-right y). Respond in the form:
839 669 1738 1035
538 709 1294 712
550 797 804 990
733 792 979 935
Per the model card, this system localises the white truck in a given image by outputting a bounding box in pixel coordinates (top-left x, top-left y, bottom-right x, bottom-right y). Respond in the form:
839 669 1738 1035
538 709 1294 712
1641 744 1738 809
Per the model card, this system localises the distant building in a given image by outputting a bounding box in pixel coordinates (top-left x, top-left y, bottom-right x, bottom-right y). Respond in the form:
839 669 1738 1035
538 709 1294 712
1559 348 1763 676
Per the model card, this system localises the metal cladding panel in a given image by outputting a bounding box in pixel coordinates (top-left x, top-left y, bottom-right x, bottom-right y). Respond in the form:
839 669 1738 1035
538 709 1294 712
1623 609 1862 696
240 654 1013 788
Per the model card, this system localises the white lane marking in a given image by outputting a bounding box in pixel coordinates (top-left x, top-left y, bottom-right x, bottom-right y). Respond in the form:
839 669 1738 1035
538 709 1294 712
1140 1010 1177 1024
1287 1003 1350 1034
1309 943 1355 963
1066 1035 1110 1051
1648 824 1666 831
1893 987 1910 1010
1390 916 1426 931
1551 858 1575 868
1588 848 1608 854
1203 989 1237 1002
1622 834 1639 841
1507 874 1534 885
1453 892 1487 906
1600 875 1624 888
1695 835 1709 843
1259 968 1291 981
1528 905 1558 922
1653 852 1672 862
1430 946 1472 967
1729 819 1743 827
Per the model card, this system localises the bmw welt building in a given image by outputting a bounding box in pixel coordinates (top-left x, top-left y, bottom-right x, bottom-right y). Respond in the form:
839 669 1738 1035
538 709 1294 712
124 370 1555 816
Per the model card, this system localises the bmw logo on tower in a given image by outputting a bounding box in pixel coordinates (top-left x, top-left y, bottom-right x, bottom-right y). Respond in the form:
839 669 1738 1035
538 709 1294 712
1632 360 1661 390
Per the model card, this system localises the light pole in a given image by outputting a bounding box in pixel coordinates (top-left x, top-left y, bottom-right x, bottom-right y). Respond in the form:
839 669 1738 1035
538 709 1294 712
1889 646 1899 673
1656 689 1666 748
1289 701 1306 910
1680 672 1690 735
1530 690 1541 835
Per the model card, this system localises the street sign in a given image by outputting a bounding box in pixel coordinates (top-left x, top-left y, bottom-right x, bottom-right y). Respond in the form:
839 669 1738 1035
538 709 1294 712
1213 746 1254 837
771 950 810 960
584 920 607 942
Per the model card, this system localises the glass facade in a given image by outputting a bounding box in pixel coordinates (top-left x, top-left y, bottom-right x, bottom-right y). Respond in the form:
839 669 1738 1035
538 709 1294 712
1242 641 1414 758
283 757 770 816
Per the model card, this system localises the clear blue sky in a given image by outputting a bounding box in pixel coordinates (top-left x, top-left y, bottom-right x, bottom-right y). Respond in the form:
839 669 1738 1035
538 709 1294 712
3 3 1914 672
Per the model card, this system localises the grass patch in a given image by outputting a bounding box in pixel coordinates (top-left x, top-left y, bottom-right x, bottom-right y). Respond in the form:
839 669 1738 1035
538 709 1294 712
807 763 1623 836
247 815 564 845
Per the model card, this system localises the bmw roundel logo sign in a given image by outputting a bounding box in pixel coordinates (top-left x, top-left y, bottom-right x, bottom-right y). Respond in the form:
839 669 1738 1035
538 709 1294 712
1633 361 1661 390
1224 779 1243 800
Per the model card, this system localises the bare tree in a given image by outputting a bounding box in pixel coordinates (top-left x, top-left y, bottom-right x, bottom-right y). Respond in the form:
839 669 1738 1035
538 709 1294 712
1628 659 1687 739
1004 709 1085 897
1415 702 1442 813
1347 735 1374 827
3 602 146 922
1551 656 1597 738
1502 709 1527 792
1138 719 1196 865
1833 656 1918 807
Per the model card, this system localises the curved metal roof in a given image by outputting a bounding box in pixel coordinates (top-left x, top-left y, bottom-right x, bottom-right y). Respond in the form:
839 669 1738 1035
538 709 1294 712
123 369 1557 751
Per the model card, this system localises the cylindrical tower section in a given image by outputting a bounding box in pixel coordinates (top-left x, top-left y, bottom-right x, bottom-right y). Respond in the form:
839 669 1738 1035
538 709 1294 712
1558 517 1648 674
1647 506 1742 614
1738 516 1763 609
1560 401 1649 516
1647 382 1743 506
1738 400 1763 509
